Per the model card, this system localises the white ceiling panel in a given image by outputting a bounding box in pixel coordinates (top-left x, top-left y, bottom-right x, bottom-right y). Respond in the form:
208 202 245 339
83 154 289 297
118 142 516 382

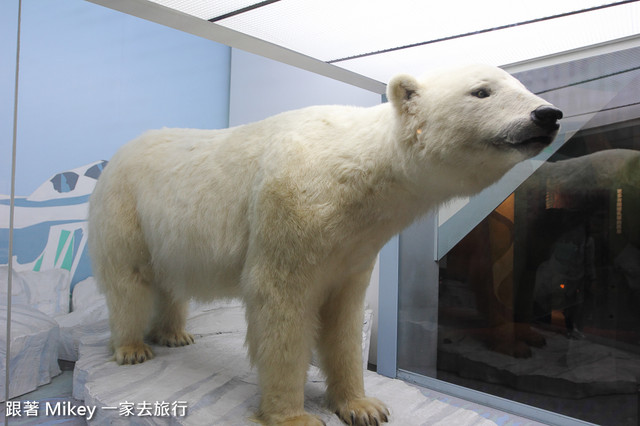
205 0 638 62
93 0 640 91
335 2 640 82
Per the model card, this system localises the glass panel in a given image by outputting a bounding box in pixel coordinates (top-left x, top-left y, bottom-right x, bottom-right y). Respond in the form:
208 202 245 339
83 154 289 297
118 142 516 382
1 0 232 406
399 45 640 425
1 0 19 405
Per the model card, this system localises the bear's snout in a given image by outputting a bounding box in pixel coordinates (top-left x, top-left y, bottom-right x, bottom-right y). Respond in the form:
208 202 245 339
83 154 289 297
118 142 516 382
531 105 563 131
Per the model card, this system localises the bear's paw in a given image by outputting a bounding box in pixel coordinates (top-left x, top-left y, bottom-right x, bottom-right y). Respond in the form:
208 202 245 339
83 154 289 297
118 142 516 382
334 397 389 425
150 330 195 348
253 413 325 426
278 414 326 426
114 343 154 365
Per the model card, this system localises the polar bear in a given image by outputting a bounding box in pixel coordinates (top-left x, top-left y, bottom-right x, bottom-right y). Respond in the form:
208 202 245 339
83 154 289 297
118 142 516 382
88 64 562 426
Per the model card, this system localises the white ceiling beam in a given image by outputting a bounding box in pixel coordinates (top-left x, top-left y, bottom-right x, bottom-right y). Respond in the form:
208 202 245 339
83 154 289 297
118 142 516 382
503 33 640 74
85 0 388 94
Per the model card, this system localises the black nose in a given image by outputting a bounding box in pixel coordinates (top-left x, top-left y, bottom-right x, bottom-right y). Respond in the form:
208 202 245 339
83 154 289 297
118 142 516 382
531 105 563 131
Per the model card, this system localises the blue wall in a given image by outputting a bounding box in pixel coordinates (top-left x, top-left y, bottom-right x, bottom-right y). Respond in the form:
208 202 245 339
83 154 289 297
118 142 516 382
2 0 231 196
229 49 380 126
0 0 19 198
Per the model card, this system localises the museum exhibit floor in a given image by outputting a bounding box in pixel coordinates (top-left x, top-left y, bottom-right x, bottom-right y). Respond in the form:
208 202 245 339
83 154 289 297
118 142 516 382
4 302 545 425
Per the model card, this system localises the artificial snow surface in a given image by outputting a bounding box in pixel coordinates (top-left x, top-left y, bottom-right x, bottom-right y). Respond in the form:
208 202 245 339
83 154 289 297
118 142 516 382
72 303 497 425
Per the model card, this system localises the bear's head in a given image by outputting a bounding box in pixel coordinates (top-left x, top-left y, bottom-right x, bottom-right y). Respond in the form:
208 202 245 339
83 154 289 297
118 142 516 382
387 64 562 189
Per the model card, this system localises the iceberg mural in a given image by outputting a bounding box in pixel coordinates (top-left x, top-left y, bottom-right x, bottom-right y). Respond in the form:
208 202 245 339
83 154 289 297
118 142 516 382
0 160 107 288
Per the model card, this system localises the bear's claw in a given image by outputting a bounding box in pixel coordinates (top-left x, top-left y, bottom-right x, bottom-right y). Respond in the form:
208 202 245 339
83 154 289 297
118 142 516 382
114 343 154 365
259 413 325 426
334 397 389 425
151 330 195 347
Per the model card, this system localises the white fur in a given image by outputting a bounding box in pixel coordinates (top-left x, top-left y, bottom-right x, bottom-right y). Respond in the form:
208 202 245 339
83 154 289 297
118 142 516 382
88 64 559 426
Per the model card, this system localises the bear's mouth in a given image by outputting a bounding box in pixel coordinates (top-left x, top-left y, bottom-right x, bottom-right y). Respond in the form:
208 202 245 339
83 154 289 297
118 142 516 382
494 116 559 155
493 134 554 154
516 135 554 149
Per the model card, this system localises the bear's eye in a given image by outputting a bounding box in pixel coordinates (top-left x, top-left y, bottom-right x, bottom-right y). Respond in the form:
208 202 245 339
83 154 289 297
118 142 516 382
471 88 490 99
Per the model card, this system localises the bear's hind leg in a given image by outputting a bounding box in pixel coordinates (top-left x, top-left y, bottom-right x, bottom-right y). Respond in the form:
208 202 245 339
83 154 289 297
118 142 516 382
148 287 194 347
318 269 389 425
104 267 156 365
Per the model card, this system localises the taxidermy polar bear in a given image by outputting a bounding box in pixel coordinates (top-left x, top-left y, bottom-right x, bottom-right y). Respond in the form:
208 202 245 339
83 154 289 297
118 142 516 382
88 64 562 426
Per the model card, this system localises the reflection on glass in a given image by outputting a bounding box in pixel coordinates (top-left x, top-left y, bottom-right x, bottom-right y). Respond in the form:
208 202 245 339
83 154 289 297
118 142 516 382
398 46 640 425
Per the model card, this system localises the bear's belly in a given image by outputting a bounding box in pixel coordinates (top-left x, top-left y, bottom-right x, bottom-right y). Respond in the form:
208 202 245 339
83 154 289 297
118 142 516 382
153 256 245 301
142 219 249 301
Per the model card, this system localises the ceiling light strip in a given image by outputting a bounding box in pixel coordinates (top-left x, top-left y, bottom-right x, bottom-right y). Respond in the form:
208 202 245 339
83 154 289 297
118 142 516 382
328 0 640 64
85 0 387 94
208 0 282 23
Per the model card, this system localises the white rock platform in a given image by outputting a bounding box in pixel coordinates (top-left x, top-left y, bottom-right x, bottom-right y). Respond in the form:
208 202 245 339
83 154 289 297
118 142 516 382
73 303 499 425
0 304 61 401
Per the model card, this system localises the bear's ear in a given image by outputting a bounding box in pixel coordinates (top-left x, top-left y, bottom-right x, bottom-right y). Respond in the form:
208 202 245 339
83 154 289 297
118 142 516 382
387 74 420 115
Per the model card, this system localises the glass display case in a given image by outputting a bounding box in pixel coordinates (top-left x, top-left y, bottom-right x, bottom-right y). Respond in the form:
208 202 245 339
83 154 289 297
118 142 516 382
4 1 640 425
0 0 232 410
395 45 640 425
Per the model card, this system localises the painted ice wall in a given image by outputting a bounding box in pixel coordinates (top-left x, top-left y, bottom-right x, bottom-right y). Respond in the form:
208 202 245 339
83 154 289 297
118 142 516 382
0 161 106 287
1 0 231 287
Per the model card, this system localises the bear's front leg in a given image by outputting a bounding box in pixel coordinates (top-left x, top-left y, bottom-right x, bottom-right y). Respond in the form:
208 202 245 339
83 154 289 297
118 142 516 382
148 287 194 348
318 269 389 425
244 265 325 426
